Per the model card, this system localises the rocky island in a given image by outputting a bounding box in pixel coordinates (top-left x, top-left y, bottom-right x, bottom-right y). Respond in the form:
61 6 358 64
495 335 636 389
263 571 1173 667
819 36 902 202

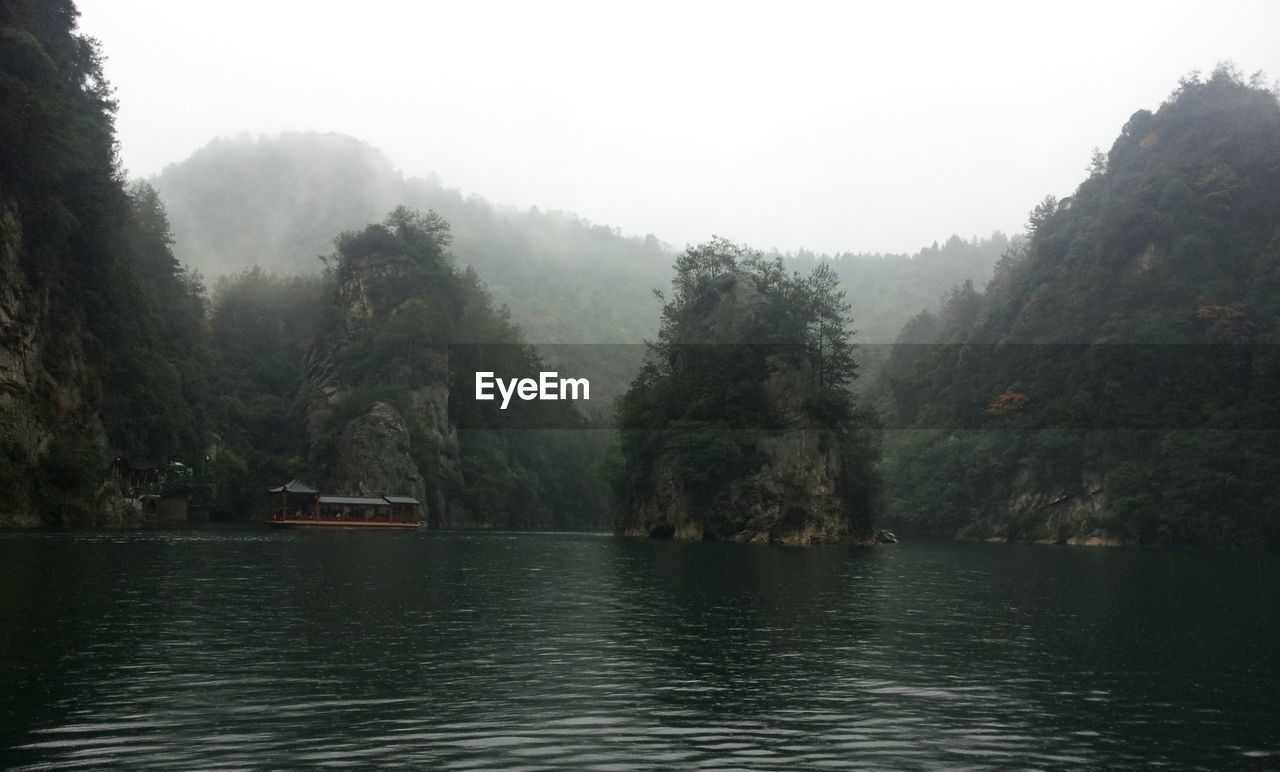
613 240 879 544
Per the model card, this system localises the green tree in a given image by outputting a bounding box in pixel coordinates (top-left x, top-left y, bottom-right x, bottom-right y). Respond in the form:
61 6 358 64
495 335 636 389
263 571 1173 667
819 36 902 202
806 262 857 390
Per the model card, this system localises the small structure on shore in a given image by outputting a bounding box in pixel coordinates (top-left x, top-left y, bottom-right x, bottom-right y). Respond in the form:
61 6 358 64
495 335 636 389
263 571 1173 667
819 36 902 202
267 480 421 528
107 455 194 523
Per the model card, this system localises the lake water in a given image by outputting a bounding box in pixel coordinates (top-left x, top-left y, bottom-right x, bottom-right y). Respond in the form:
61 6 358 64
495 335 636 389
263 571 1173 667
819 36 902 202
1 528 1277 768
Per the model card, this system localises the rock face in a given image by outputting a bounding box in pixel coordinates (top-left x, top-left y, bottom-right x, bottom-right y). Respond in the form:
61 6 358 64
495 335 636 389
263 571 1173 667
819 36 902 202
0 200 35 403
0 195 106 525
622 428 871 545
92 482 143 526
332 401 423 500
966 471 1119 546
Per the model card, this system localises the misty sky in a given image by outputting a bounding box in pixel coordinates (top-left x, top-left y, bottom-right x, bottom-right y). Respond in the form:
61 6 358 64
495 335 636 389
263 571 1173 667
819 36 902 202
76 0 1279 256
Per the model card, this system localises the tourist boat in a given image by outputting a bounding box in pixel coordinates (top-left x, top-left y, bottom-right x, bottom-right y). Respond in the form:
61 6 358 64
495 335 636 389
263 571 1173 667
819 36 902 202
267 480 421 528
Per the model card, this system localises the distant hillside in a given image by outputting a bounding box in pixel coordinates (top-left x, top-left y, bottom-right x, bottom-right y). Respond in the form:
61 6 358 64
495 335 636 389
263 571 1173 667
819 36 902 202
152 134 671 344
878 66 1280 549
153 133 1005 349
784 234 1010 342
151 133 405 275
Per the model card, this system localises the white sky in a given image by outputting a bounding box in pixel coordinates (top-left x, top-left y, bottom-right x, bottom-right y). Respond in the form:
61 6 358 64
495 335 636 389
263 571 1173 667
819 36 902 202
76 0 1280 255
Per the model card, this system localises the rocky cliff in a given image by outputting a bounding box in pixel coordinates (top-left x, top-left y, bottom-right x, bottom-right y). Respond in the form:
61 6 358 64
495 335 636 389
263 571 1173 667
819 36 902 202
622 426 870 545
969 471 1117 546
304 218 461 524
0 195 54 525
0 193 110 526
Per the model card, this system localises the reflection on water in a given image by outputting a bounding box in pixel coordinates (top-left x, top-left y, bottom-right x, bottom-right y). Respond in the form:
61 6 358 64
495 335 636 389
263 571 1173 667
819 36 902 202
0 529 1277 768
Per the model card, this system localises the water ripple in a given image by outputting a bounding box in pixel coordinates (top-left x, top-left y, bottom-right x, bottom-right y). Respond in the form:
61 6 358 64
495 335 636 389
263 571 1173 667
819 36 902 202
0 531 1277 768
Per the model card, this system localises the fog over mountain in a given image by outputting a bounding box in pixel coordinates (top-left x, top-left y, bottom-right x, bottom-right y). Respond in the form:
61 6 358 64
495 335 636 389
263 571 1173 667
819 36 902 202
76 0 1280 257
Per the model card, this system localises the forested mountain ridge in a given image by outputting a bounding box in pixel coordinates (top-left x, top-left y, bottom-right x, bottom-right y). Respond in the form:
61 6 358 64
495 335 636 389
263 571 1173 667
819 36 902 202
879 66 1280 549
978 68 1280 343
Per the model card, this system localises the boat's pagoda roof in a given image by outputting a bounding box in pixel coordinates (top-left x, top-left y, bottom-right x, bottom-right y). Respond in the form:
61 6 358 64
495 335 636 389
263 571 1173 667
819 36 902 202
320 495 391 507
269 479 320 494
269 481 419 507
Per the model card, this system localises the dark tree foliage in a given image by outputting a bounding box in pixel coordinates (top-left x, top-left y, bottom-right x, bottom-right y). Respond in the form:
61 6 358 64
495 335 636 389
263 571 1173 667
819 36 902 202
98 182 213 463
878 66 1280 549
205 269 329 516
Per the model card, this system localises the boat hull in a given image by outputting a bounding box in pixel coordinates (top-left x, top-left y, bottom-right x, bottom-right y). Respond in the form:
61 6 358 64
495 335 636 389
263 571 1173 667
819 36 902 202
268 519 420 529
